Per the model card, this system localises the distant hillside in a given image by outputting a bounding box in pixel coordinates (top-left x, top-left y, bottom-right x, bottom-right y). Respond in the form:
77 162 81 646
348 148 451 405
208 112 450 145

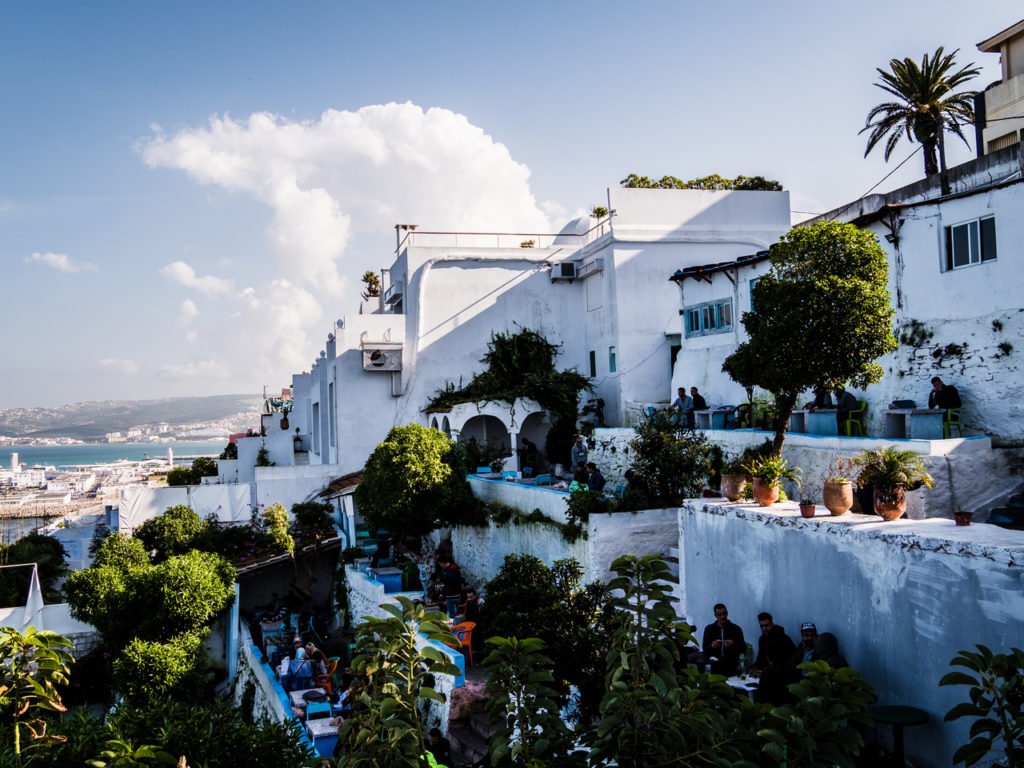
0 394 263 440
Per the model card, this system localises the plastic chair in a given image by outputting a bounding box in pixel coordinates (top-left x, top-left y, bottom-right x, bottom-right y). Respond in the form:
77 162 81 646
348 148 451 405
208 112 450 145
522 467 533 478
535 474 552 486
314 659 338 694
842 400 868 436
305 700 332 721
476 466 492 474
450 621 477 666
943 407 963 438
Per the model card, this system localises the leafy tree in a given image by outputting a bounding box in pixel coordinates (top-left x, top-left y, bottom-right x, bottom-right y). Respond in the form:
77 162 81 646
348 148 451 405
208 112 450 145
483 637 583 767
338 597 460 767
135 505 207 561
360 270 381 299
426 328 592 473
356 424 475 538
66 549 235 650
0 534 68 605
940 645 1024 767
626 410 714 506
92 533 150 571
218 441 238 460
620 172 783 191
588 556 755 767
0 626 74 766
723 220 897 455
190 456 218 482
260 502 294 553
289 501 336 545
861 47 979 178
112 634 205 706
481 556 611 723
165 467 191 487
757 661 875 767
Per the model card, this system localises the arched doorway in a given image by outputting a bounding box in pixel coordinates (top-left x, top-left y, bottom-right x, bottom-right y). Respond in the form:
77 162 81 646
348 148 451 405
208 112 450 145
459 415 511 471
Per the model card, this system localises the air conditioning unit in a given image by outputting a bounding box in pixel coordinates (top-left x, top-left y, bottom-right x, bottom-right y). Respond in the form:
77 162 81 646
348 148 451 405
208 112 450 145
550 262 578 281
362 345 403 371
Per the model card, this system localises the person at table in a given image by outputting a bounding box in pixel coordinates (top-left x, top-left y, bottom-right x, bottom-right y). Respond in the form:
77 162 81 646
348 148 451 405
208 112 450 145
570 435 588 478
833 386 859 432
426 727 452 766
791 622 818 665
287 646 313 692
805 386 832 410
701 603 745 676
928 376 962 410
573 462 590 484
437 555 464 618
689 387 708 427
671 386 693 425
750 611 796 676
586 462 606 492
309 648 329 678
813 632 848 669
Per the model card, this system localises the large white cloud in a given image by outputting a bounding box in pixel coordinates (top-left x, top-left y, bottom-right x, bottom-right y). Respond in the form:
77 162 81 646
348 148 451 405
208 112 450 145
143 102 555 392
142 103 553 296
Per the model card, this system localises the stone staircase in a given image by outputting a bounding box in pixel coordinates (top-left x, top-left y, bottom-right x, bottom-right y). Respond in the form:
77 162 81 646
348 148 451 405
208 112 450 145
448 705 496 767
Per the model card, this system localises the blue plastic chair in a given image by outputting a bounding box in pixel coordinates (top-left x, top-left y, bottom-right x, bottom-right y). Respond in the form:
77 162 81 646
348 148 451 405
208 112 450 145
476 466 492 474
305 700 332 721
535 474 552 486
522 467 533 478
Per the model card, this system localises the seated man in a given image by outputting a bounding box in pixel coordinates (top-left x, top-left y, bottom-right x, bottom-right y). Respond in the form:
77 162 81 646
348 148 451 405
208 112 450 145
586 462 606 492
750 611 796 676
426 727 452 767
805 387 833 411
791 622 818 666
689 387 708 427
701 603 745 677
813 632 848 669
671 386 693 425
928 376 962 410
573 462 590 484
833 386 859 432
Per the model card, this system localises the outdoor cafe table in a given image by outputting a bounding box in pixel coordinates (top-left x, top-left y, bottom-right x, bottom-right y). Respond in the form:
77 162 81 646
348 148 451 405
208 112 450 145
694 409 728 430
726 675 759 699
789 409 838 436
288 687 327 710
306 716 340 758
884 408 944 440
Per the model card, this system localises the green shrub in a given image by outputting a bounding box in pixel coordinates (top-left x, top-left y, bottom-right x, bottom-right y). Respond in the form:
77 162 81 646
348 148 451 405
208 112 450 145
113 633 204 705
260 502 294 553
136 505 208 561
166 467 192 486
289 501 335 543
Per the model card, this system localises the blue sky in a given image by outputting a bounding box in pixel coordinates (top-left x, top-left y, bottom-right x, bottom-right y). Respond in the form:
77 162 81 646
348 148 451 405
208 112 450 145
1 1 1018 408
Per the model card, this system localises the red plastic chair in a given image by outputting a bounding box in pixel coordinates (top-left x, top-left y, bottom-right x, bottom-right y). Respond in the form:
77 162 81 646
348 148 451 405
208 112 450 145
449 621 477 666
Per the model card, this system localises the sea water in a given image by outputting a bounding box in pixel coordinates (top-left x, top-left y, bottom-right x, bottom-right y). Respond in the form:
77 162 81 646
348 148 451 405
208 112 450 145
0 440 224 469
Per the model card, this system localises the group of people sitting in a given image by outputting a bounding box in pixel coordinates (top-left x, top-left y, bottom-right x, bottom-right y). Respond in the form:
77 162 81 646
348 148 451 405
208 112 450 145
424 550 482 625
278 637 335 692
671 386 708 427
695 603 848 705
569 434 607 491
805 385 861 432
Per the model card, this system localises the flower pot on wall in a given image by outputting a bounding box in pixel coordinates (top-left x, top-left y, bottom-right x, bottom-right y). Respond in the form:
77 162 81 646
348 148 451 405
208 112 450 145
822 481 854 516
954 510 973 526
799 501 816 518
873 485 907 521
721 474 748 502
280 416 290 430
752 478 780 506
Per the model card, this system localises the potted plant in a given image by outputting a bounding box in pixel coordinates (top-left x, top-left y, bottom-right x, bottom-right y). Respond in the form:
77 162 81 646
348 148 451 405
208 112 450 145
799 497 817 519
953 509 973 527
743 456 801 506
854 447 934 521
720 456 749 502
823 457 856 516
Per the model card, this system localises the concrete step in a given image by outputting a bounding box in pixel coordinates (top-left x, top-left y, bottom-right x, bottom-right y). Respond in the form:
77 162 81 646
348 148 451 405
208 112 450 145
449 725 489 767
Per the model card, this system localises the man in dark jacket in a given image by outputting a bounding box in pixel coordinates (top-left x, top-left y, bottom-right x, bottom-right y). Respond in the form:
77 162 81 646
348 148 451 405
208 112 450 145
928 376 963 410
437 556 463 619
701 603 745 676
750 611 796 675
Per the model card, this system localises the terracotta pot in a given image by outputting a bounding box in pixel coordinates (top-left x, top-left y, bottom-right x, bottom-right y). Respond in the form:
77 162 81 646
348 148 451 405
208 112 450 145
873 485 907 521
799 502 816 518
823 480 854 516
721 473 748 502
752 478 780 506
954 510 973 527
280 416 289 430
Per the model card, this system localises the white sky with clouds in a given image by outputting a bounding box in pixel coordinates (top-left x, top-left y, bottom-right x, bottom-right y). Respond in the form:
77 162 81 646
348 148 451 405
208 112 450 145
0 1 1019 407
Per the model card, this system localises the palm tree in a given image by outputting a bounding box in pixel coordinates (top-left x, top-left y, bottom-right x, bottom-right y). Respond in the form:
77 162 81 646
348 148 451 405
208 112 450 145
861 47 980 178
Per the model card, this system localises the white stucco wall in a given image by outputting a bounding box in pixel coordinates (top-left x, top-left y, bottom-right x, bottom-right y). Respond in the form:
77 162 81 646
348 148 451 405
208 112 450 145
458 476 679 586
118 483 253 531
253 463 340 512
680 499 1024 768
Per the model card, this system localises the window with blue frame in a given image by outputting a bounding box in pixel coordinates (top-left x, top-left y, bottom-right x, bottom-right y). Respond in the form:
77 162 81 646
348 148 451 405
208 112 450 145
749 277 762 311
684 298 733 338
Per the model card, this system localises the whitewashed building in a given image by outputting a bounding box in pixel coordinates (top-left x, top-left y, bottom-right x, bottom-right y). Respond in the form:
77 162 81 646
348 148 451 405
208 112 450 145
290 187 791 475
671 143 1024 444
976 17 1024 155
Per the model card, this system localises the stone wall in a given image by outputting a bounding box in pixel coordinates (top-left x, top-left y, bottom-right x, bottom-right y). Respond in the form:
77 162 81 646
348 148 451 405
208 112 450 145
680 499 1024 768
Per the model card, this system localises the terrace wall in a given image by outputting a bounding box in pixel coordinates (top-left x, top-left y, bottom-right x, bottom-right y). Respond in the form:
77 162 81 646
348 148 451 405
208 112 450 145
680 498 1024 768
